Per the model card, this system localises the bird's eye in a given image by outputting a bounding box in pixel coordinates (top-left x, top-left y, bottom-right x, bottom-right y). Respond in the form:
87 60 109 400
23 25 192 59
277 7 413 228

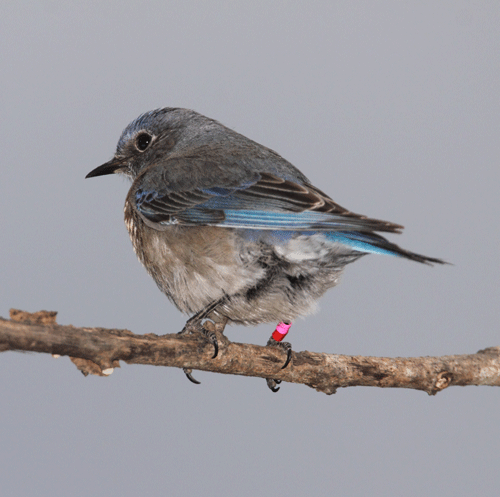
135 133 152 151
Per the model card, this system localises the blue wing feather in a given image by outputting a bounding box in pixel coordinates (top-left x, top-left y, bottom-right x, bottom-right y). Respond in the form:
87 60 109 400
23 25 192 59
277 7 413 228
132 171 430 259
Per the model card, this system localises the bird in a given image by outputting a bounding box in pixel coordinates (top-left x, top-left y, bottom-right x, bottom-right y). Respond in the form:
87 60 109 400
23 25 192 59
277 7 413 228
86 107 445 391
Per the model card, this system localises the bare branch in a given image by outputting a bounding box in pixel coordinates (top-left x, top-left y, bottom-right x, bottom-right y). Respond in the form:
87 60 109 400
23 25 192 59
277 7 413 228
1 309 499 395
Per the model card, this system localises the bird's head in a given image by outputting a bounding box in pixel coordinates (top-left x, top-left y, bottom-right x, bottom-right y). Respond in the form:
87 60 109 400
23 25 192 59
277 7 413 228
86 107 223 181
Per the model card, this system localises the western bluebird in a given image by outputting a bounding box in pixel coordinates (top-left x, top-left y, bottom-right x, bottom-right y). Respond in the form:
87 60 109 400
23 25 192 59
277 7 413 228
86 107 445 391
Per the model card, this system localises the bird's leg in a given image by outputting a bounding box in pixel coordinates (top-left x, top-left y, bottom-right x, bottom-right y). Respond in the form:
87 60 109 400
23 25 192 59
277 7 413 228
268 321 293 368
178 297 228 385
265 321 293 392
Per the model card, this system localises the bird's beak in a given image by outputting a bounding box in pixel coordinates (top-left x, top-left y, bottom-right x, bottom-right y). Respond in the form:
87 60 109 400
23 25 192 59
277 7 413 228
85 157 126 178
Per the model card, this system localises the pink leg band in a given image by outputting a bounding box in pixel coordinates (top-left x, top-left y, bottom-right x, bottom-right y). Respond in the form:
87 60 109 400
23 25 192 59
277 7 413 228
272 321 292 342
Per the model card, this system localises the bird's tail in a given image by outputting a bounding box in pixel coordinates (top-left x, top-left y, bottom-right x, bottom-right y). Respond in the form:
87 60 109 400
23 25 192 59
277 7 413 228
327 231 446 265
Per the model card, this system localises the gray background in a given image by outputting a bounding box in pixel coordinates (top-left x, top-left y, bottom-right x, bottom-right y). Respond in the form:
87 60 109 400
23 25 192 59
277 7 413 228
1 2 499 496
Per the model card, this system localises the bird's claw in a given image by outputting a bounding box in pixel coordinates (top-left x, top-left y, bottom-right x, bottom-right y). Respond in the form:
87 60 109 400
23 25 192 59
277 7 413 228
203 327 219 359
183 368 201 384
282 346 292 370
266 378 281 392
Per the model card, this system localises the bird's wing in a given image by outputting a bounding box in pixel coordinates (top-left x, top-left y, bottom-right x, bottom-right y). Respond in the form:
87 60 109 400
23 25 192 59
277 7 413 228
134 171 403 234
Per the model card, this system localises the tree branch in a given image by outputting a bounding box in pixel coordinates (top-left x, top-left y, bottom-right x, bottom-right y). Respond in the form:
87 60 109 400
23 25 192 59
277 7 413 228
1 309 499 395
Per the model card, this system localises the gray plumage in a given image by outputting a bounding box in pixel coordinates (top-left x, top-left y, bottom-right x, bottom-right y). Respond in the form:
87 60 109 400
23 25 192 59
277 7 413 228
86 107 444 329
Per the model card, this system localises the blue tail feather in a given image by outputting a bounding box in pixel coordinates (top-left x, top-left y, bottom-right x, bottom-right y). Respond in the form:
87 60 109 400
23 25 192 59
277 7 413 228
326 231 445 265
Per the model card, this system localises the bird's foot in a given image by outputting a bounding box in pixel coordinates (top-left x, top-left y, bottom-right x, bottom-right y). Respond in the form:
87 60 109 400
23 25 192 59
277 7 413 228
178 322 218 386
178 308 228 385
265 321 293 392
266 337 292 370
179 317 219 359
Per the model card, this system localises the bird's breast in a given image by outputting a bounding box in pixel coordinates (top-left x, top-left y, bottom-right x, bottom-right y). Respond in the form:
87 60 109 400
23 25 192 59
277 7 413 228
123 199 264 315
